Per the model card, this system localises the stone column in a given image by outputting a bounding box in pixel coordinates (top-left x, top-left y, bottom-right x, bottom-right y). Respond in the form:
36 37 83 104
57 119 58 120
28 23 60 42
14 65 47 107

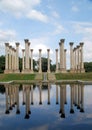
4 43 9 73
30 49 33 73
77 45 80 73
12 48 14 72
39 49 42 73
24 39 30 73
80 43 85 73
47 49 50 73
9 46 12 73
15 42 20 73
14 49 16 72
64 49 67 72
55 49 58 73
73 48 77 73
22 49 25 72
70 42 74 73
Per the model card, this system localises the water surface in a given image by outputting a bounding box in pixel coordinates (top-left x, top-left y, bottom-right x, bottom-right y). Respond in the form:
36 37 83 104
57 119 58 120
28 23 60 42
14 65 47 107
0 83 92 130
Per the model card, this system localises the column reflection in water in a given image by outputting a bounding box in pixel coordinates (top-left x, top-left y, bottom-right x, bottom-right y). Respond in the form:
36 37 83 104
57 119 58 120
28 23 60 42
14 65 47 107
64 85 67 104
22 85 25 105
70 85 74 113
56 85 59 104
5 84 10 114
39 84 42 105
25 85 31 119
9 85 13 110
77 84 81 109
59 85 65 118
31 85 34 105
47 83 50 105
80 84 84 112
16 85 20 114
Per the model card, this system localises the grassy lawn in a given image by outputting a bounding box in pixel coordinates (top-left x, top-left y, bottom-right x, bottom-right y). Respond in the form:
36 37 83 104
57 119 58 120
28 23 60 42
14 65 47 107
55 72 92 81
0 74 35 82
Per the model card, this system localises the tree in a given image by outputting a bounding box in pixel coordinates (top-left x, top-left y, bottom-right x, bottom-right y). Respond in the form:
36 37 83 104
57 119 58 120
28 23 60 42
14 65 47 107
84 62 92 72
0 55 5 73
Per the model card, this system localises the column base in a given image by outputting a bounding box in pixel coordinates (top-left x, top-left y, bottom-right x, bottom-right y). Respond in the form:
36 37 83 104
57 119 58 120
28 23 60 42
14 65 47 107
59 68 67 73
4 69 13 74
70 69 75 73
14 70 20 73
47 70 50 73
21 69 32 74
80 69 85 73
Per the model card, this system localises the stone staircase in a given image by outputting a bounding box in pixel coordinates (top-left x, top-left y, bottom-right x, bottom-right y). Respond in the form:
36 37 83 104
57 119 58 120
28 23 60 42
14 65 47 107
48 73 56 81
35 73 42 81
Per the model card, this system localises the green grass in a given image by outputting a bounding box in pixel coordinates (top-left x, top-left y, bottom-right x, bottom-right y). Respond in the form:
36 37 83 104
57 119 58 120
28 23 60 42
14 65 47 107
55 72 92 81
0 74 35 82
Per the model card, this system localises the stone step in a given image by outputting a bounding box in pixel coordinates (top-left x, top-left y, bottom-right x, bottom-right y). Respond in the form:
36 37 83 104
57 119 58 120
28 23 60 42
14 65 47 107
48 73 56 81
35 73 42 80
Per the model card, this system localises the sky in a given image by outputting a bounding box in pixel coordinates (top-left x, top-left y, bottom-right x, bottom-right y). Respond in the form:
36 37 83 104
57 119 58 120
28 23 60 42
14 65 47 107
0 0 92 68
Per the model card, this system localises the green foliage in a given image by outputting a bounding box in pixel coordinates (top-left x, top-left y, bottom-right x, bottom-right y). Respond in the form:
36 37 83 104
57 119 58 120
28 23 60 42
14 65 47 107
84 62 92 72
0 74 35 82
55 73 92 81
0 55 5 73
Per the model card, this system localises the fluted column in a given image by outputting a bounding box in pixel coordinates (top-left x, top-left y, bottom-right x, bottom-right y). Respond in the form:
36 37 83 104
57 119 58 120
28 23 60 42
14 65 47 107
15 42 20 73
22 49 25 72
59 39 66 73
8 46 13 73
80 43 85 73
47 49 50 73
25 39 30 71
39 49 42 73
64 49 67 72
4 43 9 73
12 48 14 71
70 42 74 73
73 48 77 73
55 49 58 73
77 45 80 73
31 49 33 73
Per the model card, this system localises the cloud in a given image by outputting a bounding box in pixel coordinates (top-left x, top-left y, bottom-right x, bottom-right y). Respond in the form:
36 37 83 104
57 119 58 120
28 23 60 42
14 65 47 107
52 22 65 35
0 29 16 42
0 0 48 22
27 10 48 23
71 21 92 62
72 6 79 12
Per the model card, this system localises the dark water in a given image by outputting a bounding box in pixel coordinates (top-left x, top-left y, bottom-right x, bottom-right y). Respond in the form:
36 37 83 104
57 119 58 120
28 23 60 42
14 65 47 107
0 83 92 130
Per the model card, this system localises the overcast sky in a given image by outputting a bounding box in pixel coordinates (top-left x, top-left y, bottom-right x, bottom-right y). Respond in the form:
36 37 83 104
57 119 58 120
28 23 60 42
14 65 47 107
0 0 92 68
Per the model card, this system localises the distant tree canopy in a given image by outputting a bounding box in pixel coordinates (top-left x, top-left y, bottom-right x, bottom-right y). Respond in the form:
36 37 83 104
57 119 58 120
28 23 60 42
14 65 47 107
0 56 92 73
84 62 92 72
0 56 56 73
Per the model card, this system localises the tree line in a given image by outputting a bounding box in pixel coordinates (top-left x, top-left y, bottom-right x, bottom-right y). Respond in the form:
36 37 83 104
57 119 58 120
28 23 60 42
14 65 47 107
0 55 92 73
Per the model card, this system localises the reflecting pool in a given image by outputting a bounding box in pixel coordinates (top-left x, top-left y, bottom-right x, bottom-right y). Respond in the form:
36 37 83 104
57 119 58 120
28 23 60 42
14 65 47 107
0 83 92 130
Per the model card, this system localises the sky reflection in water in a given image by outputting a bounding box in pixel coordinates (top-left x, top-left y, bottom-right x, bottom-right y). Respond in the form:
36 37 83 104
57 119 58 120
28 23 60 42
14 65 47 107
0 83 92 130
